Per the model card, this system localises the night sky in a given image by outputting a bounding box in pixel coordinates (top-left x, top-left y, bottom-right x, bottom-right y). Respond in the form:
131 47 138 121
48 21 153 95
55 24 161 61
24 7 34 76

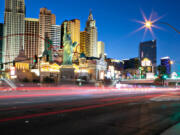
0 0 180 66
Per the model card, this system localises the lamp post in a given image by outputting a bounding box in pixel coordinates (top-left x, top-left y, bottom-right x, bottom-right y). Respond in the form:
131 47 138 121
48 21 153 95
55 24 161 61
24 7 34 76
145 21 180 34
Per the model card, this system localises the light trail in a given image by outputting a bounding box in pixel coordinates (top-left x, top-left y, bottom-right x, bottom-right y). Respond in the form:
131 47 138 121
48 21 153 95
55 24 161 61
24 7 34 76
0 86 180 100
0 94 160 123
0 92 163 112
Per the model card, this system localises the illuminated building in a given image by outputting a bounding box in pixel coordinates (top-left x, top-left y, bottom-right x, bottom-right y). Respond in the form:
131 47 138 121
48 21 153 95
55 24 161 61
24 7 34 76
67 19 80 49
141 58 154 79
161 56 171 76
96 57 107 80
76 56 107 81
80 31 89 56
24 18 39 63
40 62 61 83
85 10 98 57
139 40 157 69
97 41 105 58
105 58 124 79
0 23 3 65
39 8 56 56
15 49 30 71
50 25 61 51
3 0 25 68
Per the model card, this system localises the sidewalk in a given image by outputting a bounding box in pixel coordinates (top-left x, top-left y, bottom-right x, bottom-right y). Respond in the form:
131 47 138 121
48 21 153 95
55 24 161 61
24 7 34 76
161 123 180 135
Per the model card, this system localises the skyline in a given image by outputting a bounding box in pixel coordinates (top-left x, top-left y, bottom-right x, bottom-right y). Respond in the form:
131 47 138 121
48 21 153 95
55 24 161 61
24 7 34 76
0 0 180 64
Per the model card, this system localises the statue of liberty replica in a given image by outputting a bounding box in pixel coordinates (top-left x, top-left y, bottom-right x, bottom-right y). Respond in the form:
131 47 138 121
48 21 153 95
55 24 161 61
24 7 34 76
60 22 77 81
62 22 77 65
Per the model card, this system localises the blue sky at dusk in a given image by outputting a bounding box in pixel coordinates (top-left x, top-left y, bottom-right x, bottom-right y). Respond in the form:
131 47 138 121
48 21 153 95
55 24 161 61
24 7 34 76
0 0 180 65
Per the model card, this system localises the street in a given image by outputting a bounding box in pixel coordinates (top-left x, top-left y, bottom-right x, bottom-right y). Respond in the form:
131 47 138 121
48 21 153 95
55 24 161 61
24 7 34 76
0 87 180 135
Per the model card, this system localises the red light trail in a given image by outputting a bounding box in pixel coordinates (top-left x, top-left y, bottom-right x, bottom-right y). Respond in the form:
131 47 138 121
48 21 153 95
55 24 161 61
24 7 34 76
0 94 161 123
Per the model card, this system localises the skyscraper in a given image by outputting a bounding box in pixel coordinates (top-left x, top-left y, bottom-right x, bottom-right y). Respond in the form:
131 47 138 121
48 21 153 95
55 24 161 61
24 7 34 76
0 23 3 64
24 18 39 63
161 57 171 76
80 31 89 56
39 8 56 56
139 40 157 67
67 19 80 46
85 10 98 57
97 41 105 58
50 25 61 51
3 0 25 67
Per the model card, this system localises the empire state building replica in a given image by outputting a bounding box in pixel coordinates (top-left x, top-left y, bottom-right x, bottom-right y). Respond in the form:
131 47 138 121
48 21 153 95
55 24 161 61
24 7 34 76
85 10 98 57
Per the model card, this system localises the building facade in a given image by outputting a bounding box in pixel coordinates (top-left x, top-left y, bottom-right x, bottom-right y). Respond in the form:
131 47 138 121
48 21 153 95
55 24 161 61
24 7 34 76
50 25 61 51
80 31 89 56
76 56 107 81
97 41 105 58
39 8 56 56
85 11 98 57
139 40 157 68
67 19 80 49
24 18 39 63
3 0 25 68
161 57 171 76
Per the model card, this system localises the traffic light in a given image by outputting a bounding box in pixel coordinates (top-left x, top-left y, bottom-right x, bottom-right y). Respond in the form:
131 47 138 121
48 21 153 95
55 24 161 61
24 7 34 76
0 64 3 69
13 60 15 67
34 55 38 64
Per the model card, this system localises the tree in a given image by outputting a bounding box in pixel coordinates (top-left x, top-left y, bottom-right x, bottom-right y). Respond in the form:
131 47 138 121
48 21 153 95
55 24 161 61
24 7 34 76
133 58 141 69
157 65 168 85
157 65 166 76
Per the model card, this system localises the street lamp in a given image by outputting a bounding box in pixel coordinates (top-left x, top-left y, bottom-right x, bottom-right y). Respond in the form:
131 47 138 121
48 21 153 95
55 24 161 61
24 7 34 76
145 21 152 29
170 60 174 65
145 20 180 34
135 10 180 36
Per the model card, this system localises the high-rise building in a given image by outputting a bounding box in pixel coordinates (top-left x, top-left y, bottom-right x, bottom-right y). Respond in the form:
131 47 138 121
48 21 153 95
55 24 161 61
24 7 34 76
80 31 89 56
39 8 56 56
161 57 171 76
85 10 98 57
67 19 80 45
0 23 3 64
50 25 61 51
24 18 39 63
139 40 157 67
3 0 25 67
97 41 105 58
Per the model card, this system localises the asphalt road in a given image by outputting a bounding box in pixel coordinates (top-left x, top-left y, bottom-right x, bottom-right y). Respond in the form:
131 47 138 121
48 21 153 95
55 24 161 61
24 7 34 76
0 88 180 135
